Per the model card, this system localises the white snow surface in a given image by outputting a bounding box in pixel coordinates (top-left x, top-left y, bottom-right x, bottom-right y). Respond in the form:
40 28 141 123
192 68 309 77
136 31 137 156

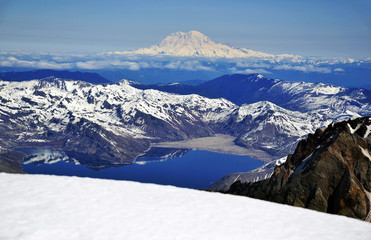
268 81 371 120
348 123 362 134
235 101 325 137
359 146 371 161
364 124 371 138
1 173 370 240
233 101 333 153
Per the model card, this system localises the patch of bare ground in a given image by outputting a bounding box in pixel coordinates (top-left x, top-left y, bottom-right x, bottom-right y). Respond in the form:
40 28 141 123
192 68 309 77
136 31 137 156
151 134 272 162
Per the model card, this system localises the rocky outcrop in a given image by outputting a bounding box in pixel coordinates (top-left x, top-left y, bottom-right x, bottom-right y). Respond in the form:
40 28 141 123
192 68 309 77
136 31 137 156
226 117 371 221
209 157 286 192
0 149 26 173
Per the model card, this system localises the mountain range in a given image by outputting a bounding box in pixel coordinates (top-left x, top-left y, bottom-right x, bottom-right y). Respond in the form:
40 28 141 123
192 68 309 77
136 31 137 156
1 73 371 172
129 73 371 114
129 74 371 156
1 69 371 222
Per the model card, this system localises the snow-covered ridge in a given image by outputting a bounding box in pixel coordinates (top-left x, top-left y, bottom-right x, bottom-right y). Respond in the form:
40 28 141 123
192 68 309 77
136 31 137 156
1 75 370 163
234 101 325 137
272 81 346 97
264 79 371 119
1 173 370 240
228 101 332 158
0 78 236 140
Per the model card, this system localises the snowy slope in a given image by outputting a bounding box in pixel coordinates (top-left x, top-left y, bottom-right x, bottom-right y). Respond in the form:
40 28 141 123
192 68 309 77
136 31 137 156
199 74 371 118
233 101 326 137
268 81 371 117
222 101 333 159
113 31 296 59
0 78 235 138
0 78 237 165
0 173 370 240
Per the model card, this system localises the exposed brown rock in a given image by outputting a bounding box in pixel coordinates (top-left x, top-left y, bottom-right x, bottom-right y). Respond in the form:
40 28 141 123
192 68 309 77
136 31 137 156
0 149 26 173
227 117 371 221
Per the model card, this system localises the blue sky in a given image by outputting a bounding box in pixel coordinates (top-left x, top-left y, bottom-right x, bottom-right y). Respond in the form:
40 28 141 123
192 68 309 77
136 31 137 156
0 0 370 57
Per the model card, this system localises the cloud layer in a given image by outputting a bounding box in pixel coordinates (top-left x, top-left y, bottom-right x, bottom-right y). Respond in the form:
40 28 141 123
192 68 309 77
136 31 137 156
0 51 359 75
0 53 217 72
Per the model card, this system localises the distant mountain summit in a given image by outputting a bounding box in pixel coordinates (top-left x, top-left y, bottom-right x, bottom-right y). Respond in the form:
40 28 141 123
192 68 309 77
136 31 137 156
113 31 279 58
109 31 360 65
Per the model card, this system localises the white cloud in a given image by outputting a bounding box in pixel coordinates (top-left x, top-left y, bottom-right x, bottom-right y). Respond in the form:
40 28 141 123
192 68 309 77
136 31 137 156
0 56 73 69
0 54 142 71
163 60 213 71
0 52 340 75
230 67 271 74
37 61 73 69
0 61 12 67
75 60 141 70
235 61 272 69
273 64 331 73
75 61 98 69
0 52 215 71
334 68 345 72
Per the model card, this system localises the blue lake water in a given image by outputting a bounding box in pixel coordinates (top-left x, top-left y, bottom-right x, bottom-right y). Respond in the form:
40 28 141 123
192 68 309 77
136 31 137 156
20 147 263 189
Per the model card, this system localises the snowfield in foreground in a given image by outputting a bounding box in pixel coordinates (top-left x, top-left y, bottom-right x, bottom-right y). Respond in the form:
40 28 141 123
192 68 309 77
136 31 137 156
0 173 370 240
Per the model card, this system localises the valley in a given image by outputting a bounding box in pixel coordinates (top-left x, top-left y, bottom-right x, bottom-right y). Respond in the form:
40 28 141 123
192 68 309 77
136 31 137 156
151 134 272 160
1 73 369 168
19 146 263 189
1 73 371 190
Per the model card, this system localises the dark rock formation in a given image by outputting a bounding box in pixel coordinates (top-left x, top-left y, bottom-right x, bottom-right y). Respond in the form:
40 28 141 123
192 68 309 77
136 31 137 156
226 117 371 221
0 149 26 173
209 157 286 192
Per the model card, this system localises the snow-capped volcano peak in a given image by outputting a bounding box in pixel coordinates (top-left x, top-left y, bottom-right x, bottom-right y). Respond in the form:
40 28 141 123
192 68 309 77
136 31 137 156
113 31 275 58
158 31 212 49
164 31 209 41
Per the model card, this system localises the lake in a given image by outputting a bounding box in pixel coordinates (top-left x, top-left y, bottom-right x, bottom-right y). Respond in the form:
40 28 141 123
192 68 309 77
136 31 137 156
20 147 263 189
